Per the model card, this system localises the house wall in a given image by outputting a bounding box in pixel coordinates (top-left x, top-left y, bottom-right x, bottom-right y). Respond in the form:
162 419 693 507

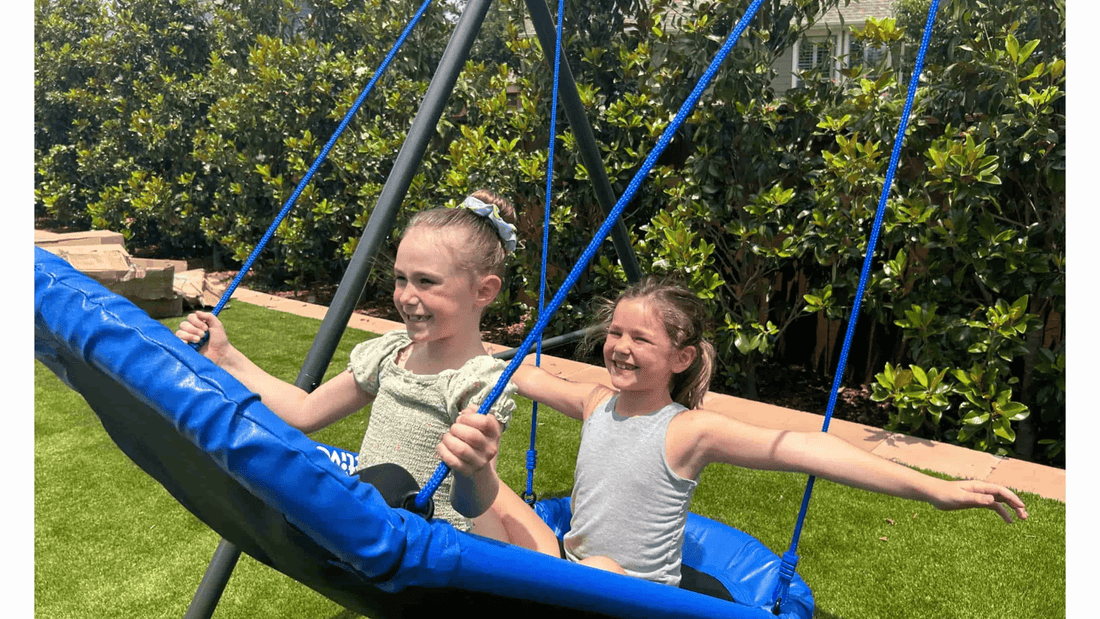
771 0 897 94
770 44 797 92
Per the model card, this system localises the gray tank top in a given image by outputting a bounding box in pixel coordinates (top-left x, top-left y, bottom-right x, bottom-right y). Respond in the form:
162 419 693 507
563 395 698 586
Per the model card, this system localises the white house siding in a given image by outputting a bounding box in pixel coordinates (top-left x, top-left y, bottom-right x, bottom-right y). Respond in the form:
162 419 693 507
770 44 797 93
774 0 897 93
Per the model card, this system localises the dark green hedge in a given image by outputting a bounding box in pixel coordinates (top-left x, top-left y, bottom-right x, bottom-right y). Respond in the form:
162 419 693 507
35 0 1064 465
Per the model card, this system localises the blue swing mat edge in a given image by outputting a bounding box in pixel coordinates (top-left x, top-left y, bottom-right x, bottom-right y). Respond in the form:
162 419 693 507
34 247 813 619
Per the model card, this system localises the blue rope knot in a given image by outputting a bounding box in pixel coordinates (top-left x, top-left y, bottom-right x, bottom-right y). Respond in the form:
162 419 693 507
526 449 538 470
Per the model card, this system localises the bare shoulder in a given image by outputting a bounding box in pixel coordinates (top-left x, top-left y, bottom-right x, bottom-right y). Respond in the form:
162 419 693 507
580 385 618 420
673 405 772 433
667 408 726 447
665 408 726 479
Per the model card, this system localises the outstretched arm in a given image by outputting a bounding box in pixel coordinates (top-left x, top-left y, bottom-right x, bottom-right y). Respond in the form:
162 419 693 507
176 311 371 433
671 410 1028 523
510 364 604 421
778 431 1027 523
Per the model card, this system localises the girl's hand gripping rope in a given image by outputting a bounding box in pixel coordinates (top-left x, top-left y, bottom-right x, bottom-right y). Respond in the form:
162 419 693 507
177 311 232 365
438 407 504 518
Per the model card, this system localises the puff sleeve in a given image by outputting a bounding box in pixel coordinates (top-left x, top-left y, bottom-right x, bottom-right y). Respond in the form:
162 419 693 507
346 330 410 397
443 355 517 430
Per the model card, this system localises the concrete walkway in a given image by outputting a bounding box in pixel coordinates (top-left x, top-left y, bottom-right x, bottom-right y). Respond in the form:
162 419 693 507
231 287 1066 503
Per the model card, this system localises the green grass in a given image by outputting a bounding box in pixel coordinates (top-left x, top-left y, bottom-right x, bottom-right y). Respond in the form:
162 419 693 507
35 302 1066 618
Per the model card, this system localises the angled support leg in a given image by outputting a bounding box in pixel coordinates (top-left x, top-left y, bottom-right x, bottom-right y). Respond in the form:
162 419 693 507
524 0 644 283
183 539 241 619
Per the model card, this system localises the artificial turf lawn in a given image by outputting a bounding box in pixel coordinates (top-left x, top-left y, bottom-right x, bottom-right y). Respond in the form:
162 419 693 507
34 301 1065 618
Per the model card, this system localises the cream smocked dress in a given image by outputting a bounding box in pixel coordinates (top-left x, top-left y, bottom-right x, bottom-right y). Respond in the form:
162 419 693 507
347 330 517 530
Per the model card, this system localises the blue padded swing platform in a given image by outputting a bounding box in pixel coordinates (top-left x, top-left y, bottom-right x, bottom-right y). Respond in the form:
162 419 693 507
34 247 813 619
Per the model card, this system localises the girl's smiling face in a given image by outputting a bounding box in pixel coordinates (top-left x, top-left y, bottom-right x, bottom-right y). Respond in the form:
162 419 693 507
392 226 482 345
603 298 695 398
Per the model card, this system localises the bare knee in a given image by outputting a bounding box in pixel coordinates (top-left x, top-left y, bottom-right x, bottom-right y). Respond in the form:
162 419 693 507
580 555 627 575
472 486 559 557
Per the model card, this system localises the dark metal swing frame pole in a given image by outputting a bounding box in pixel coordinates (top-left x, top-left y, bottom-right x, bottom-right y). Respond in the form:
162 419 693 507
524 0 643 284
185 0 640 615
489 0 647 361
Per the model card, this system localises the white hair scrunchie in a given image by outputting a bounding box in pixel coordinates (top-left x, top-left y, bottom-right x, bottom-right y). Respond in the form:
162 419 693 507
461 196 518 254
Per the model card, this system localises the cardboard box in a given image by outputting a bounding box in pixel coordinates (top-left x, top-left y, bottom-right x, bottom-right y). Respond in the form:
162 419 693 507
40 245 136 287
114 261 176 301
175 269 228 308
34 229 126 248
134 257 189 274
39 243 185 318
132 297 184 318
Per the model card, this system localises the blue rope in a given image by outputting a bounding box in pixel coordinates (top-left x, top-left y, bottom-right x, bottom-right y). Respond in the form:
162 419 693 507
415 0 767 511
770 1 940 613
523 0 567 506
193 0 437 349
